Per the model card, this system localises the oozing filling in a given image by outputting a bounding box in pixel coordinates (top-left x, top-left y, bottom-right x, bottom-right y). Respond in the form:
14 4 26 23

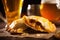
29 19 36 23
36 22 45 30
29 19 45 30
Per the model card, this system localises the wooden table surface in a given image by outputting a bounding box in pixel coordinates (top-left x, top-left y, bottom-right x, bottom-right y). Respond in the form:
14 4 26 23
0 22 60 40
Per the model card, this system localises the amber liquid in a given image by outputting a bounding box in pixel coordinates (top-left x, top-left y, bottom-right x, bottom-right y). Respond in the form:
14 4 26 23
2 0 23 25
40 3 60 22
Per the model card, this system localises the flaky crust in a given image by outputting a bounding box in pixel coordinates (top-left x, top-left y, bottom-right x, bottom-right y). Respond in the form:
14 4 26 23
23 16 56 32
8 18 27 33
8 16 56 33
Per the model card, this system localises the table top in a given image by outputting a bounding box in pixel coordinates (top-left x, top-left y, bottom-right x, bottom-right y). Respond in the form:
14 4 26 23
0 22 60 40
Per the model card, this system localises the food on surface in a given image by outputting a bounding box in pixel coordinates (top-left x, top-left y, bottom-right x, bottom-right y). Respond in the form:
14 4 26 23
23 16 56 33
8 18 27 33
7 16 56 33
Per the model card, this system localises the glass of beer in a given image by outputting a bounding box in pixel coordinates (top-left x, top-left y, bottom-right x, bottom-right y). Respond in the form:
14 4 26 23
40 0 60 25
2 0 23 26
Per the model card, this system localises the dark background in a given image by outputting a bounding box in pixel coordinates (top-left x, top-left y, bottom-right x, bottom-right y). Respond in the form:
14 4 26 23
0 0 5 22
0 0 5 17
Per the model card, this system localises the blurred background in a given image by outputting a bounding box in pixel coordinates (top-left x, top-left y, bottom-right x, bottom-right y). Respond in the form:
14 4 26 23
0 0 41 29
0 0 60 28
0 0 6 29
0 0 5 18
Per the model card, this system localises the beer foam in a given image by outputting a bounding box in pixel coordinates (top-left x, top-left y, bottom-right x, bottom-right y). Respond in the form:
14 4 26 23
41 0 57 4
41 0 60 9
56 0 60 9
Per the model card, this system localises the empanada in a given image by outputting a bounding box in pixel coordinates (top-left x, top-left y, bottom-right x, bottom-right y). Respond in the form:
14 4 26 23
8 16 56 33
23 16 56 32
